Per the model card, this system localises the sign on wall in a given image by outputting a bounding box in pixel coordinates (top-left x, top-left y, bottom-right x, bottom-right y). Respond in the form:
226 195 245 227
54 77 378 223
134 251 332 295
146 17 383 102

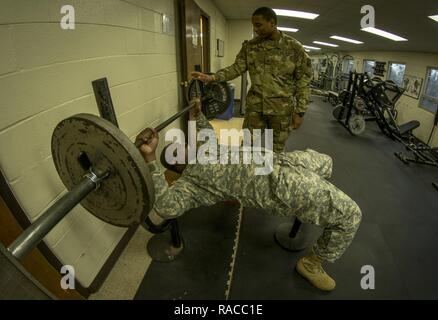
403 74 424 99
217 39 224 57
374 61 386 77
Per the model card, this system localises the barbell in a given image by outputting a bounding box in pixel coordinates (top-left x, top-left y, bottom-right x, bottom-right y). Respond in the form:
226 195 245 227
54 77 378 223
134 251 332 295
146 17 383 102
7 79 231 260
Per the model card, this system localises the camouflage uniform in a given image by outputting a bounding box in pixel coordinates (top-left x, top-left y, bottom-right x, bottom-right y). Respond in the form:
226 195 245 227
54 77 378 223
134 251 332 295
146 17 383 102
213 32 313 152
148 116 361 263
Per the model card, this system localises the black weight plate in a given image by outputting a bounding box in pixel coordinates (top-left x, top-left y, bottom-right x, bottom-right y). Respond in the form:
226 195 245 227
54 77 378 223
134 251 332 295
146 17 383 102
188 79 231 118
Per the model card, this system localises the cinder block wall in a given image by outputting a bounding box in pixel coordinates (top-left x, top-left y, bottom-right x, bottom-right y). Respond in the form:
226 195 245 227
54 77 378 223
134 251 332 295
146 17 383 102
0 0 181 288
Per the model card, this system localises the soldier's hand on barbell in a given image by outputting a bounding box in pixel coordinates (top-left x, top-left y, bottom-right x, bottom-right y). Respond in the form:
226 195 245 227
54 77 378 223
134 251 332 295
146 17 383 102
136 128 158 160
191 71 215 83
136 127 153 144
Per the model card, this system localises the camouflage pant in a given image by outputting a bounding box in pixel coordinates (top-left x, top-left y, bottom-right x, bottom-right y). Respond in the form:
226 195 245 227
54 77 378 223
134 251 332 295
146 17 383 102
243 111 292 153
276 149 362 263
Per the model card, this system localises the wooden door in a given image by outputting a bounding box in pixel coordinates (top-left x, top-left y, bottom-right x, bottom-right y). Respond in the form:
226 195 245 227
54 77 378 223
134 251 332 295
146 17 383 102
180 0 204 80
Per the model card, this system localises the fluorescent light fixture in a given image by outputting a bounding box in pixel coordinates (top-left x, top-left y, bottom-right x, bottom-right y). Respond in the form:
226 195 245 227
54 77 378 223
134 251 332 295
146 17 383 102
361 27 407 41
278 26 299 32
303 45 321 50
313 41 339 47
330 35 363 44
305 49 310 52
274 9 319 20
429 15 438 22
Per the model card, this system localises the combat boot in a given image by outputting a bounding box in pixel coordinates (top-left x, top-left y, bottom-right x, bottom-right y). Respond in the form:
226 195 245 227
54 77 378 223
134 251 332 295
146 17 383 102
296 253 336 291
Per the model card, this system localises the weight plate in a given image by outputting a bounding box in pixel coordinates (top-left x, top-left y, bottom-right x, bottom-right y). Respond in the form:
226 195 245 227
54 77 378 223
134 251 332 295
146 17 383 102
328 95 338 106
274 221 311 252
188 79 231 118
52 114 155 227
333 104 347 120
339 90 352 105
188 79 203 100
348 114 366 135
354 97 367 111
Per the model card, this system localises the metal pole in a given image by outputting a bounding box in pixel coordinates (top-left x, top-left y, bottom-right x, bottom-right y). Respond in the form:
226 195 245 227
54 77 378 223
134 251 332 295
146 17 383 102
8 173 99 260
169 219 183 248
154 102 196 132
288 219 302 238
134 101 197 148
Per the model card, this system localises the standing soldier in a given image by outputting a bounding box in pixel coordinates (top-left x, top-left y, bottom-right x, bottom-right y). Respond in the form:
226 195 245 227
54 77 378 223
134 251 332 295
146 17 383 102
192 7 312 153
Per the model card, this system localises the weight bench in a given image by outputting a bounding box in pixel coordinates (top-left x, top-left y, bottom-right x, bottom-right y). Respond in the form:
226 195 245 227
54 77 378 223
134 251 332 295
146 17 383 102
397 120 420 137
328 91 338 97
327 91 339 106
394 118 438 168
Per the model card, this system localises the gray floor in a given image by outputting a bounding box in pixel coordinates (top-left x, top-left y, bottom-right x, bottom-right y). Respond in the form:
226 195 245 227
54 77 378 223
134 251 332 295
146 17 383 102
230 96 438 299
135 202 240 300
89 227 153 300
134 96 438 299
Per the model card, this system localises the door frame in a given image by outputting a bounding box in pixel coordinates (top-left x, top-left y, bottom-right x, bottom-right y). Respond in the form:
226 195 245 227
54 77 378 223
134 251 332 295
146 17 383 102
200 11 211 73
179 0 211 80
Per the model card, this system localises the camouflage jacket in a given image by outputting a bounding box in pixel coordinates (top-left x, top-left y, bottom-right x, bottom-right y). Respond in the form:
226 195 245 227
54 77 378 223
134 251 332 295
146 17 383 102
214 32 312 115
147 115 332 220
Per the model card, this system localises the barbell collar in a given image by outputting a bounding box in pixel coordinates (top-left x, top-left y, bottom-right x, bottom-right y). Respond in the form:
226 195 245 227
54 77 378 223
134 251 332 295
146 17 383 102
85 167 111 190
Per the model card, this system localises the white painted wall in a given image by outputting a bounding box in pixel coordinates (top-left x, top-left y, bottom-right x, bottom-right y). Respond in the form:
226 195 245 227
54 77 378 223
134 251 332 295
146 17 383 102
226 20 253 99
310 51 438 146
0 0 181 288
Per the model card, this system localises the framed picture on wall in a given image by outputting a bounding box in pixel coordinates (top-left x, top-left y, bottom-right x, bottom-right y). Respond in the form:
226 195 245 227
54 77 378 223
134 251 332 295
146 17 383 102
217 39 224 57
403 74 423 99
374 61 386 77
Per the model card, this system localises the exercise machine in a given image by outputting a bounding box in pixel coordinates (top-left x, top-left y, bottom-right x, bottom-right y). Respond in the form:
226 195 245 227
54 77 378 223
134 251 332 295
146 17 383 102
395 105 438 169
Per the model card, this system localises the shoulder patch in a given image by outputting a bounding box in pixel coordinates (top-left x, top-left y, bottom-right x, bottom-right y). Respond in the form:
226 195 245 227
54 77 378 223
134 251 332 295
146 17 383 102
282 33 301 46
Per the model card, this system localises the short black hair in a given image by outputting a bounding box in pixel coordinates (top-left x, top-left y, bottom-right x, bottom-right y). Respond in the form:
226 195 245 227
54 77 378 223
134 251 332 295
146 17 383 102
252 7 277 24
